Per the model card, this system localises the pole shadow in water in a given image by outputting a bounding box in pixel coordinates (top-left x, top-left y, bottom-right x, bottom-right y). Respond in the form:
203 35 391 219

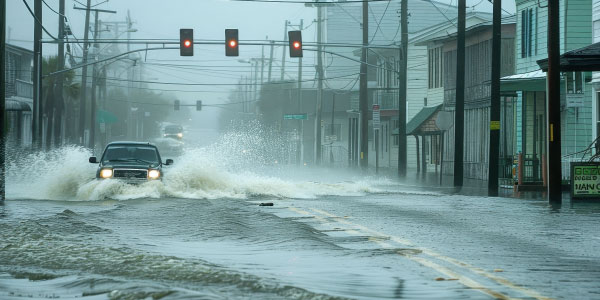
393 278 404 299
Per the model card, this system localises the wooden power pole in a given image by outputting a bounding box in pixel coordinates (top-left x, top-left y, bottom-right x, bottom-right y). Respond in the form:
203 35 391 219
454 0 466 187
398 0 408 177
359 0 369 169
1 0 6 202
488 0 501 196
547 0 562 203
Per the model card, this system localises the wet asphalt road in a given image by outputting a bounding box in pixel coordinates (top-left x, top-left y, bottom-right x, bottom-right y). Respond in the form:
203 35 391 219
1 187 599 300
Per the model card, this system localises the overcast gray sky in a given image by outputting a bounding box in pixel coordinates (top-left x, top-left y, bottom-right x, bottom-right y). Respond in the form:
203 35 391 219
6 0 517 130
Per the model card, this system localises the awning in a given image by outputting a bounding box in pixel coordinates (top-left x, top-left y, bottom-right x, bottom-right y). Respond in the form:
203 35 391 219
538 42 600 72
5 96 33 111
500 69 547 92
397 104 443 136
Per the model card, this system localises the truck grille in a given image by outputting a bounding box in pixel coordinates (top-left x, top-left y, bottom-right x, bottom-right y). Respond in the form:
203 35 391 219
113 169 147 179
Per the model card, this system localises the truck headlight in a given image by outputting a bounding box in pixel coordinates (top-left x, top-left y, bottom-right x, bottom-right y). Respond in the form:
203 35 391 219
177 133 183 138
148 169 160 179
100 169 113 178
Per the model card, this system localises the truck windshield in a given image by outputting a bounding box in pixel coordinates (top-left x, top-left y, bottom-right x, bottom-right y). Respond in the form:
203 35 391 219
102 146 160 164
165 126 182 134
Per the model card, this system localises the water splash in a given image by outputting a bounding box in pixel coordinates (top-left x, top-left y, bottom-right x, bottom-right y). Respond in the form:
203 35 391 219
6 122 401 201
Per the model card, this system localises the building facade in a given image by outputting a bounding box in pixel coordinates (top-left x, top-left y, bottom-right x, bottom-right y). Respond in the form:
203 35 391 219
4 43 34 147
503 0 593 185
325 0 459 169
420 19 516 181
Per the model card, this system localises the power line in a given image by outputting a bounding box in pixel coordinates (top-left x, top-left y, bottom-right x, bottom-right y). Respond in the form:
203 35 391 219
369 0 392 43
21 0 58 40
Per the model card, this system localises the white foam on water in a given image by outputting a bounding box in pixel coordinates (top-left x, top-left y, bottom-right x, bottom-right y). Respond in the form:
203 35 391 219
6 123 427 201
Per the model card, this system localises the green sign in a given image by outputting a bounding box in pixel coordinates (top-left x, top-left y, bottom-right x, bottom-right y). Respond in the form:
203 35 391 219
283 114 308 120
571 163 600 198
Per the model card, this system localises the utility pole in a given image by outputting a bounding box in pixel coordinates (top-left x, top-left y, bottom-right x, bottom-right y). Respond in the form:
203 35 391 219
398 0 408 177
78 0 91 146
359 0 369 169
127 10 134 139
261 36 266 84
268 40 274 81
1 0 6 202
454 0 466 187
547 0 562 203
74 3 115 147
297 19 304 165
89 12 99 149
316 6 325 165
280 20 288 81
488 0 501 196
54 0 66 147
32 0 42 148
331 93 336 165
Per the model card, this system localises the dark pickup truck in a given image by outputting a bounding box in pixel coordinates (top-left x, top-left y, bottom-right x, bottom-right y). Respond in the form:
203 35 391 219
89 141 173 182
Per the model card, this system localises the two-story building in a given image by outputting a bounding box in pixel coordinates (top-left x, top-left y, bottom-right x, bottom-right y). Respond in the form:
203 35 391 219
325 0 459 169
417 16 516 181
502 0 593 187
4 43 34 147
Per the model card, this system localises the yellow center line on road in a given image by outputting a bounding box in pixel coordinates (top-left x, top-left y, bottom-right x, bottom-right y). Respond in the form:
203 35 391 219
288 207 553 300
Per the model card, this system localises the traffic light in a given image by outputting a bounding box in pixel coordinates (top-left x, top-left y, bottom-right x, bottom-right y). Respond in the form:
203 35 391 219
174 100 180 111
225 29 239 57
288 30 303 58
196 100 202 111
180 28 193 56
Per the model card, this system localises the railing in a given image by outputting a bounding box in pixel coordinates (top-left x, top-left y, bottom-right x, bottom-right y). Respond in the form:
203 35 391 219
374 90 399 110
522 154 542 182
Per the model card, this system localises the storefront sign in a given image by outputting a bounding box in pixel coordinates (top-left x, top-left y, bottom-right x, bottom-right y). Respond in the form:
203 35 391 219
571 163 600 198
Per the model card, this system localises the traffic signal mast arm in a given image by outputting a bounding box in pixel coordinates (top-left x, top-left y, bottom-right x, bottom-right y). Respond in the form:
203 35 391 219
41 39 399 77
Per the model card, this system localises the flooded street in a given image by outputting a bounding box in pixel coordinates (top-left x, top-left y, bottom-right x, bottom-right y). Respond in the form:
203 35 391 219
2 144 600 300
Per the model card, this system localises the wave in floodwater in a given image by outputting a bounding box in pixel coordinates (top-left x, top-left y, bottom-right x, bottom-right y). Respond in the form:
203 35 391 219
6 125 429 201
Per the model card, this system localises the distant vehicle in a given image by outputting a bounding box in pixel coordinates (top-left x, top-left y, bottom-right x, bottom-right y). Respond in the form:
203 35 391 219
152 137 184 157
89 141 173 182
164 124 183 140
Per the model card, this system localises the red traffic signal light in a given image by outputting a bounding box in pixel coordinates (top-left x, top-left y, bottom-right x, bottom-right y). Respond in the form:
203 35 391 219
180 29 193 56
288 30 302 58
225 29 239 57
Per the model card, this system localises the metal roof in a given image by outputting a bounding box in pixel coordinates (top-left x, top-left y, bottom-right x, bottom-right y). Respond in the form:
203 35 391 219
500 69 548 92
5 96 33 111
537 42 600 72
404 104 443 136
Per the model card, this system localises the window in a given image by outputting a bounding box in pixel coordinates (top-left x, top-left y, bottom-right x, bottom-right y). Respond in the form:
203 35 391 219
428 47 443 89
521 7 536 58
566 72 584 94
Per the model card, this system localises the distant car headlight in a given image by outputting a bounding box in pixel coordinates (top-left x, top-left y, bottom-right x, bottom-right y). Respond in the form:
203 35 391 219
100 168 113 178
148 169 160 179
177 133 183 138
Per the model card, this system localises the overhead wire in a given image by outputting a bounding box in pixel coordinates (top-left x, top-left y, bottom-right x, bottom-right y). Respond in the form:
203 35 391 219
21 0 58 40
369 0 392 43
